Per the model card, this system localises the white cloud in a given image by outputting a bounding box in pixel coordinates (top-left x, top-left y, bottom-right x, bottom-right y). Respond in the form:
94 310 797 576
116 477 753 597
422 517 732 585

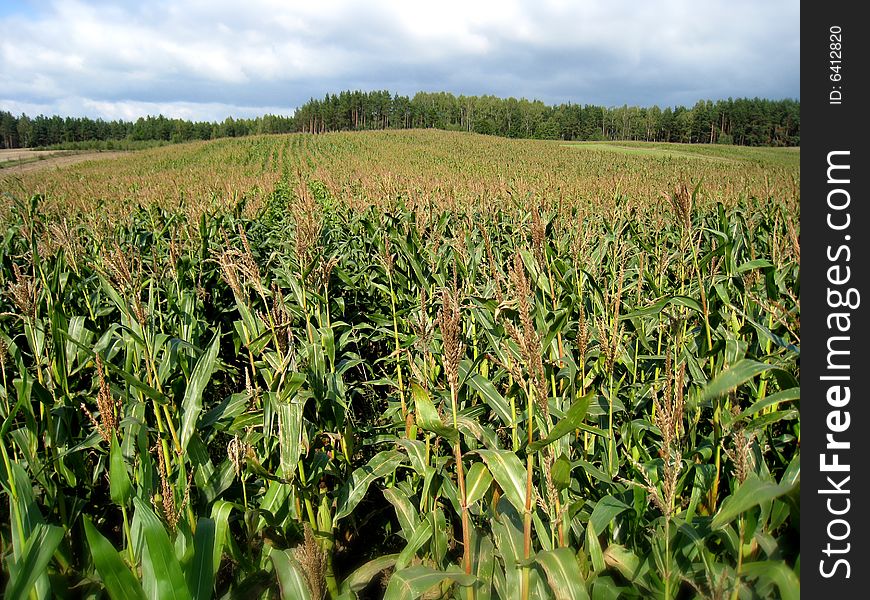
0 0 799 120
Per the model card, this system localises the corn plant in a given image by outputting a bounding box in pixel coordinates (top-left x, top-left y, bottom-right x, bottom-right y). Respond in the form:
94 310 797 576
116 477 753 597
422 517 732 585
1 133 799 599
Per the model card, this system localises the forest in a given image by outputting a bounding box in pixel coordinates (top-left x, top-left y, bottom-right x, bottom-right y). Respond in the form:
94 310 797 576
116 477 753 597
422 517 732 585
0 92 798 150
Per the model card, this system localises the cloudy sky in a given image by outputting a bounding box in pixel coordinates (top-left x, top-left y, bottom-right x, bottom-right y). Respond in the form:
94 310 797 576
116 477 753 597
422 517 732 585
0 0 799 121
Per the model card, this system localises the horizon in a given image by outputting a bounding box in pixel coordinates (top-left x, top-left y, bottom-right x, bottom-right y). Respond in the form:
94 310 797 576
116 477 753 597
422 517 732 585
3 89 801 123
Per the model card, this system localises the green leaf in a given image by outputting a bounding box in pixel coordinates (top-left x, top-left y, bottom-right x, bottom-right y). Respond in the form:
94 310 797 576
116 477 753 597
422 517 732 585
535 548 590 600
711 474 797 529
109 435 132 507
210 501 234 579
4 460 47 597
396 517 433 569
475 536 496 600
411 383 458 442
62 332 170 406
133 497 192 600
621 296 702 320
491 499 524 591
320 325 336 369
272 549 313 600
572 458 612 484
477 450 527 514
589 496 631 535
736 259 774 273
589 577 624 600
602 544 649 590
83 517 146 600
340 554 399 594
384 566 476 600
465 462 493 506
383 487 419 539
63 314 88 363
398 439 428 475
530 392 593 452
736 387 799 420
586 521 605 574
277 397 304 480
5 523 64 600
334 450 405 521
467 374 513 426
550 455 572 491
742 409 799 432
780 453 801 489
188 518 215 600
179 330 221 453
741 561 800 600
701 359 772 403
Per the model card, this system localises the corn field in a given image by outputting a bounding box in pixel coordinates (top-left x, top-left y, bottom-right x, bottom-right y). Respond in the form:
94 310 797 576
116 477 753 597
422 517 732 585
0 131 800 599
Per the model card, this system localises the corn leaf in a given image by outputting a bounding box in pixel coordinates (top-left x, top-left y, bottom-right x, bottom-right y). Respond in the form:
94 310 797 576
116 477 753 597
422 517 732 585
84 517 146 600
334 450 405 521
179 330 221 453
384 566 476 600
4 523 64 600
711 474 797 530
133 497 192 600
701 359 772 403
477 450 527 514
535 548 590 600
272 549 313 600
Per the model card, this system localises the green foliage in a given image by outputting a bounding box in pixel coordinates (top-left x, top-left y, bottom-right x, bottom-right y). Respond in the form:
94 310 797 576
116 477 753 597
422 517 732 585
84 517 147 600
0 134 799 599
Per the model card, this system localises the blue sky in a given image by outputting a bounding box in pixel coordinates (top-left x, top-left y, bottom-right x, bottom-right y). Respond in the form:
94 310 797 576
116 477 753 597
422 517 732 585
0 1 35 18
0 0 800 121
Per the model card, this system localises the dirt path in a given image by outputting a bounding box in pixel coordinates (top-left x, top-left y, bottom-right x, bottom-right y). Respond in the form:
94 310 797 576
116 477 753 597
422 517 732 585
0 150 127 175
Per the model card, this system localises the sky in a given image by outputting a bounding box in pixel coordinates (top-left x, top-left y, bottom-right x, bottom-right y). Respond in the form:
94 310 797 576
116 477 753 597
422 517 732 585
0 0 800 122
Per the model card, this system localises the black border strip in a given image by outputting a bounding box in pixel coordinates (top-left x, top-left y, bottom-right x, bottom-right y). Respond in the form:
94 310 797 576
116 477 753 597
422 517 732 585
802 3 869 594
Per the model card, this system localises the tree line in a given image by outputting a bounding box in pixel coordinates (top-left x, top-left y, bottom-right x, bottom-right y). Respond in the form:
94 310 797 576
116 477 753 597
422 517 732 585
0 112 296 149
294 91 799 146
0 92 798 149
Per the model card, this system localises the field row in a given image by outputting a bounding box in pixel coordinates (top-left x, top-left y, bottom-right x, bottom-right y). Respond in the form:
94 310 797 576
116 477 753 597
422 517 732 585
0 133 800 599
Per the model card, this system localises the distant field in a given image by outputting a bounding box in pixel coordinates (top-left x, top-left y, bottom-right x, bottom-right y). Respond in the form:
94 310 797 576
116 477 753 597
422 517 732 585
563 140 800 167
0 148 68 167
0 130 800 600
2 130 799 223
0 148 127 175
